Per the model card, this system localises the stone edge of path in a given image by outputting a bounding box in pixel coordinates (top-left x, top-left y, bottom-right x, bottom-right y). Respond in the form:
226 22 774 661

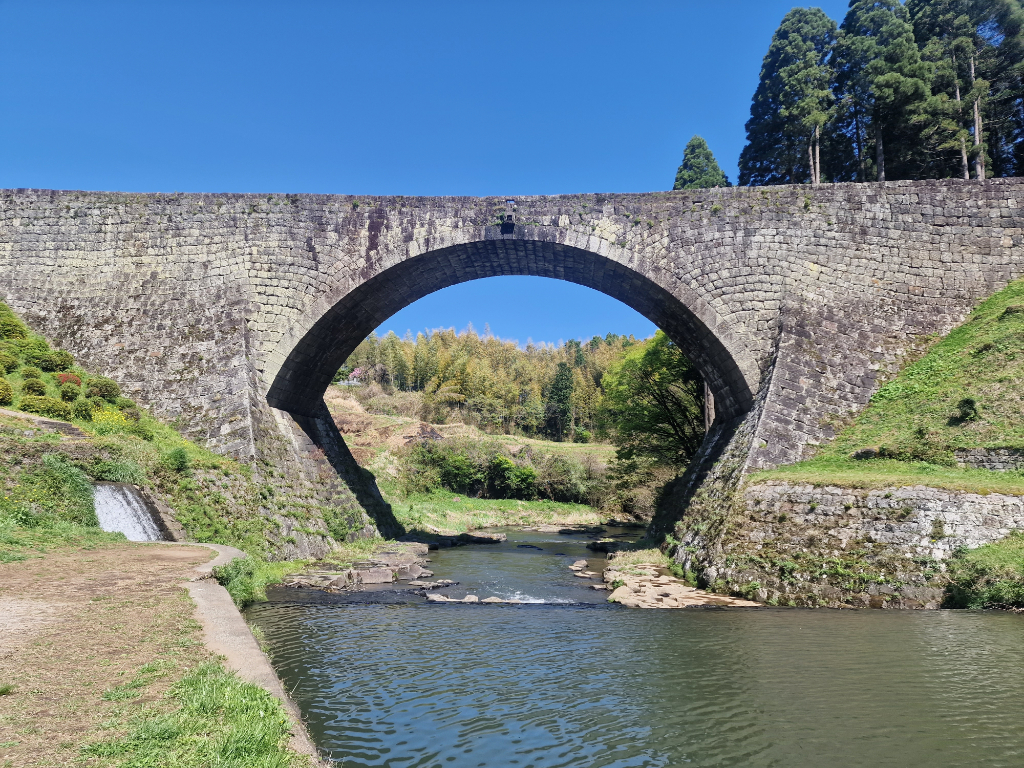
143 541 328 766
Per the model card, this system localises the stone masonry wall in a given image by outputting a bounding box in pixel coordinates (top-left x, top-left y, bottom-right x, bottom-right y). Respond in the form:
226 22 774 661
1 180 1022 542
703 481 1024 609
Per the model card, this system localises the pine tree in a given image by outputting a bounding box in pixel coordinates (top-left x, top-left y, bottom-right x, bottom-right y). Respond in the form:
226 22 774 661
739 8 838 186
673 136 730 189
834 0 933 181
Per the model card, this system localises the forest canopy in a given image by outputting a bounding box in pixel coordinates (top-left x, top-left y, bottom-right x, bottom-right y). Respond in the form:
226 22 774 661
735 0 1024 185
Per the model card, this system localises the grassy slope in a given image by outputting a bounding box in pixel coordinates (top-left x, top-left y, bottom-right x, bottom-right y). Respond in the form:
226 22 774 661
755 277 1024 494
325 385 608 534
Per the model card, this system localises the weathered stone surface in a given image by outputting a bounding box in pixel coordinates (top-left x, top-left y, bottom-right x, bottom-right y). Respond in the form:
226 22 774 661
694 481 1024 608
955 448 1024 471
1 180 1021 543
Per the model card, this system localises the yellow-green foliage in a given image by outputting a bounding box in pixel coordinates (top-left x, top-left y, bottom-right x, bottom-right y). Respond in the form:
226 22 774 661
0 378 11 406
756 278 1024 492
343 326 643 436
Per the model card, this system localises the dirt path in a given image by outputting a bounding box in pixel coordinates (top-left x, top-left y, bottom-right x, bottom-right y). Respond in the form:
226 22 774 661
0 542 217 766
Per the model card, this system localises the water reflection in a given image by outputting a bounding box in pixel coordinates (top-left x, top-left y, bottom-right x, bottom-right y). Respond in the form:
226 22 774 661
247 530 1024 767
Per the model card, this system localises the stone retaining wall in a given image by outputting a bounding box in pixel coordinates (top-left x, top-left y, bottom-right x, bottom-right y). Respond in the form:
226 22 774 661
679 481 1024 609
955 448 1024 471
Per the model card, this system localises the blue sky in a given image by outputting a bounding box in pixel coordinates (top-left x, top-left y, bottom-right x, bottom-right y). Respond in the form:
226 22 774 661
0 0 852 345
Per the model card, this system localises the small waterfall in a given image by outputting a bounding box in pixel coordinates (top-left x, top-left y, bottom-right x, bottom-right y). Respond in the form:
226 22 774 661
94 483 165 542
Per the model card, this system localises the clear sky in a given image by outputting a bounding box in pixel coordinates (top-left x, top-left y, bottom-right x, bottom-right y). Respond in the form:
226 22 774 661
0 0 852 345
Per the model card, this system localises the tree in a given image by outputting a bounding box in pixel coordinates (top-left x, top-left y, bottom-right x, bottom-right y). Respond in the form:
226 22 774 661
834 0 933 181
909 0 1024 179
673 136 730 189
601 331 705 467
739 8 838 186
545 362 574 440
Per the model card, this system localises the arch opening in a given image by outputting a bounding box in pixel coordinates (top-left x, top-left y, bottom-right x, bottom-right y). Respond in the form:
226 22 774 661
267 239 756 423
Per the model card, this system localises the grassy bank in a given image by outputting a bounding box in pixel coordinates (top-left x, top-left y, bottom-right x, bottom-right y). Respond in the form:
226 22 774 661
0 535 310 766
753 277 1024 495
944 532 1024 609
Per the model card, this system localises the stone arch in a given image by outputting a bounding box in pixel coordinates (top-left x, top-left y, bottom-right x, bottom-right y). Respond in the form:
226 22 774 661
266 237 759 423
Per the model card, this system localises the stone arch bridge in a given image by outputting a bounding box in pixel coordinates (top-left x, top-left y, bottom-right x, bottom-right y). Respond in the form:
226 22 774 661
2 180 1021 540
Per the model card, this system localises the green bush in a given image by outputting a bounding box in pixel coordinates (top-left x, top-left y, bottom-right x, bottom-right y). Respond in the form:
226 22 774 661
115 396 137 410
0 378 11 406
59 382 79 402
11 454 98 527
19 395 73 420
0 317 27 339
537 453 591 503
86 376 121 402
71 398 93 421
212 555 279 608
487 454 538 500
162 447 191 473
126 420 155 441
22 378 47 396
20 366 42 380
0 351 18 373
23 348 73 372
945 531 1024 608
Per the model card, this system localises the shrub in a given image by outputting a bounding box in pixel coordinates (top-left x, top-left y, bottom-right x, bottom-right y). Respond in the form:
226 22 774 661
955 397 980 422
163 447 191 473
0 352 18 373
115 396 137 410
0 317 27 339
59 382 79 402
22 378 48 396
127 420 154 441
537 454 591 503
121 406 141 422
20 366 42 380
19 395 73 420
25 349 74 372
487 454 538 500
0 378 11 406
86 376 121 402
56 373 81 386
945 531 1024 608
71 398 93 421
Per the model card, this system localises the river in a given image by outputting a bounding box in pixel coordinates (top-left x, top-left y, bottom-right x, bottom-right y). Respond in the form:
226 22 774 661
246 527 1024 767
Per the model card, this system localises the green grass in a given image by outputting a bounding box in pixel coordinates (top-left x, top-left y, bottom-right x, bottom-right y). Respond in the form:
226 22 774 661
753 277 1024 493
83 661 309 767
213 555 307 609
945 531 1024 608
382 483 604 534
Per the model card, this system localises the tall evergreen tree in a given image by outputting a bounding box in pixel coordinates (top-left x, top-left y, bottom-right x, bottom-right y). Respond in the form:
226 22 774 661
910 0 1024 178
833 0 933 181
739 8 838 186
673 136 730 189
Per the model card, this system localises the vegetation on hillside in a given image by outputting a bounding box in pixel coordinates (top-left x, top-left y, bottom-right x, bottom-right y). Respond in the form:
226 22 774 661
736 0 1024 184
0 301 365 569
337 328 707 522
757 276 1024 492
944 531 1024 607
338 326 646 442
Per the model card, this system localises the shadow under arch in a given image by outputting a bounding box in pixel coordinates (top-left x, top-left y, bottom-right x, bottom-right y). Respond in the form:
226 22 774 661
266 238 759 539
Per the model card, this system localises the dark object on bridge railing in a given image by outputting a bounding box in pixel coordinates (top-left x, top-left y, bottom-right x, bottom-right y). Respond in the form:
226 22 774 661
500 198 515 234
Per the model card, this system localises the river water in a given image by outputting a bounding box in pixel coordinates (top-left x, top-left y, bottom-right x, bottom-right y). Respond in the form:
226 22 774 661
247 527 1024 767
